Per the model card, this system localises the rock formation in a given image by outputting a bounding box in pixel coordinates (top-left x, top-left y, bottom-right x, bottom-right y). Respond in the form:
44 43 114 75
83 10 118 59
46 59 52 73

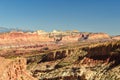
0 30 120 80
26 41 120 80
88 33 110 40
112 35 120 40
0 57 36 80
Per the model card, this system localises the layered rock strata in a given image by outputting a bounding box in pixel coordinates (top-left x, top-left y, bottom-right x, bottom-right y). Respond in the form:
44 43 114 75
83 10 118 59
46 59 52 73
0 57 36 80
26 41 120 80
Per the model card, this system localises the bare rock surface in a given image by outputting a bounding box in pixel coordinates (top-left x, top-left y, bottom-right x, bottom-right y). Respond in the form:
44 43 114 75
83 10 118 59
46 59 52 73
112 35 120 40
0 57 36 80
0 31 120 80
26 41 120 80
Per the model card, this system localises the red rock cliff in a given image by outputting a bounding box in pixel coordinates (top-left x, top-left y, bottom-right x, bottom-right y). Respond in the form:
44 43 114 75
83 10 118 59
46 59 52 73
0 57 36 80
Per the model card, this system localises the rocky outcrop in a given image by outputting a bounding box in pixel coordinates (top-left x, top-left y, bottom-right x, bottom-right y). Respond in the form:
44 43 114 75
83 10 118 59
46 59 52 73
26 41 120 80
0 57 36 80
88 33 111 40
0 31 53 45
112 35 120 40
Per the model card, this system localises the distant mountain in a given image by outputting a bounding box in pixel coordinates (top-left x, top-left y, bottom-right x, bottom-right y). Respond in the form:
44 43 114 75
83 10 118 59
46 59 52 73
0 27 13 33
0 27 34 33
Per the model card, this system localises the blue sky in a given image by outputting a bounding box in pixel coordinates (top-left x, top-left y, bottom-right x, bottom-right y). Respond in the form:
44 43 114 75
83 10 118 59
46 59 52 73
0 0 120 35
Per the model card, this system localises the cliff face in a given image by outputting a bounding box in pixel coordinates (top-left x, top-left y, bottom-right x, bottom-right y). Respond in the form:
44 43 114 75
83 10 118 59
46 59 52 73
0 41 120 80
0 57 36 80
0 32 53 45
26 41 120 80
0 32 111 47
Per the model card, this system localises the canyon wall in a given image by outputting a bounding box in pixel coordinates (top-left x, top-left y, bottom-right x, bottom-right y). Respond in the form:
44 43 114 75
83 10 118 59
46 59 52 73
0 40 119 80
27 41 120 80
0 31 112 47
